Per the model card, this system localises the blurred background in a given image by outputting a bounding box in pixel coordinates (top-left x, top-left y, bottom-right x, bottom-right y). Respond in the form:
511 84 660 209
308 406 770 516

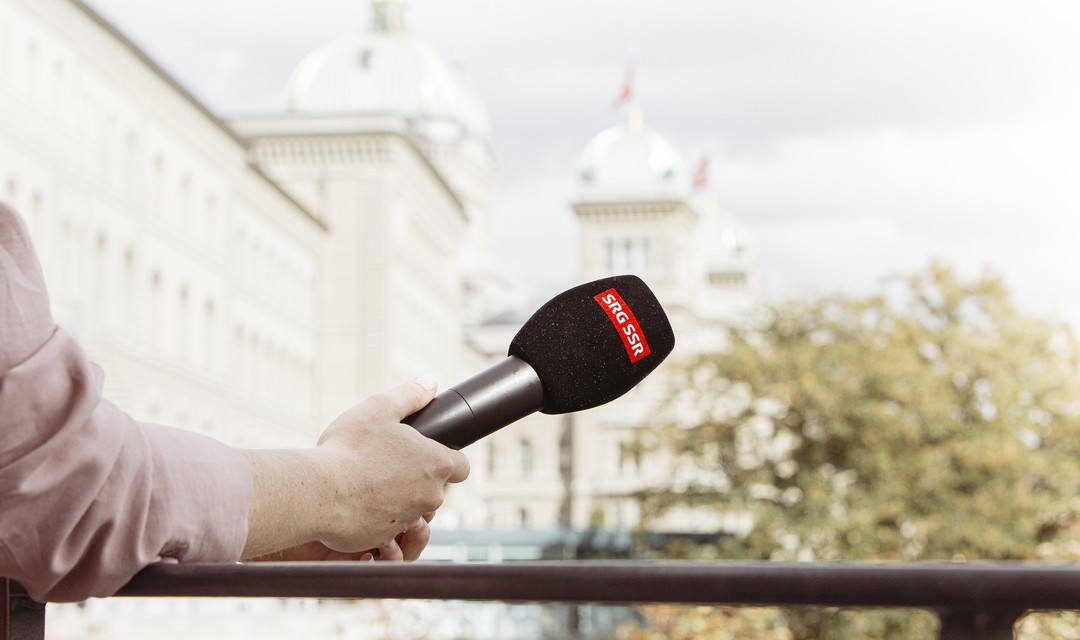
78 0 1080 323
3 0 1080 638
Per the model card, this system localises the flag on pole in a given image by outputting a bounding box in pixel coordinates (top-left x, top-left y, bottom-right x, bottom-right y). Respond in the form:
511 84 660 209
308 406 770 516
692 156 710 191
611 66 634 111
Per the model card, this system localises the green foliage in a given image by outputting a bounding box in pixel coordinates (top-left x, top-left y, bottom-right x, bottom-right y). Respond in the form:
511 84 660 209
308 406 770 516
612 606 939 640
635 263 1080 638
612 605 792 640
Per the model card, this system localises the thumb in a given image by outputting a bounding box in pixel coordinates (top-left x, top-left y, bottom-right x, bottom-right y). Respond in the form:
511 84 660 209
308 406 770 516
320 376 439 444
410 374 439 408
373 375 440 423
399 374 438 418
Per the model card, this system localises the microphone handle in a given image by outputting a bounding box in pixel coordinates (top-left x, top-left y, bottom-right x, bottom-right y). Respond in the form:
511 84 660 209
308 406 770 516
403 356 545 449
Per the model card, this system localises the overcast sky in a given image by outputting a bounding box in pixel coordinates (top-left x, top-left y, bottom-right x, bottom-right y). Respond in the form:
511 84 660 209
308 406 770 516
84 0 1080 326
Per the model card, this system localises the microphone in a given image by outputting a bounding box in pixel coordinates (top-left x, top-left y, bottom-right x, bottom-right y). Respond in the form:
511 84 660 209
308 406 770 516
404 274 676 449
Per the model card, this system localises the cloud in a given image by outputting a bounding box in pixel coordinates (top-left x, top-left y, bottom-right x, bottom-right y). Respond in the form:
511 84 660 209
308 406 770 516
82 0 1080 325
726 122 1080 321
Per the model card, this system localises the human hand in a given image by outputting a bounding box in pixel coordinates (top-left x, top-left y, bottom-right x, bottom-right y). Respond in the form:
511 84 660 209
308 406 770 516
251 511 435 562
313 377 469 554
241 377 469 560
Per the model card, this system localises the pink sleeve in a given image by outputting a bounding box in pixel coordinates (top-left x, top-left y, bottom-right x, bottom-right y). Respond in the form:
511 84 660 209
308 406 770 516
0 202 252 602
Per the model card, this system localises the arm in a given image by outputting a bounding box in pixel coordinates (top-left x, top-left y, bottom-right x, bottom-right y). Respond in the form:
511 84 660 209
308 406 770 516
0 202 251 602
0 202 468 601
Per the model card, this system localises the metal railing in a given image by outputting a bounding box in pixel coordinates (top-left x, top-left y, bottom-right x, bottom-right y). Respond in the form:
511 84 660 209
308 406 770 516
5 561 1080 639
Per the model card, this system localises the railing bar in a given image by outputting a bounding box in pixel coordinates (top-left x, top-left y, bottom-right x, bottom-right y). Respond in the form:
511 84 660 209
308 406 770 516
2 578 9 640
113 561 1080 612
10 562 1080 640
4 585 43 640
936 608 1024 640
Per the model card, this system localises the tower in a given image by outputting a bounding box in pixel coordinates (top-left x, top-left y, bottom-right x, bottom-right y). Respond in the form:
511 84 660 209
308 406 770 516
565 107 762 530
574 108 698 310
230 0 503 424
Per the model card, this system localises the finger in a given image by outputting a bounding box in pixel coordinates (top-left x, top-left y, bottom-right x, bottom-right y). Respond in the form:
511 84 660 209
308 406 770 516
376 538 404 562
318 548 376 562
251 541 324 562
445 449 470 484
397 521 431 562
373 376 439 423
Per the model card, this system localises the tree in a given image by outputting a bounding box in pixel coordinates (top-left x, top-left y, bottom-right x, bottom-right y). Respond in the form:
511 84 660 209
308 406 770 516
634 263 1080 639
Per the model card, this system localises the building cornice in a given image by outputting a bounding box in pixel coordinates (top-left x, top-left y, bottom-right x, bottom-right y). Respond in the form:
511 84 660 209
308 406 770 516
233 114 466 217
571 199 699 221
246 134 395 166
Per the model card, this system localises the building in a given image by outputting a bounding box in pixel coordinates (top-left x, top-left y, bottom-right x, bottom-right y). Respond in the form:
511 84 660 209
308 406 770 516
4 0 764 635
561 106 762 533
230 0 512 423
0 0 324 449
0 0 761 563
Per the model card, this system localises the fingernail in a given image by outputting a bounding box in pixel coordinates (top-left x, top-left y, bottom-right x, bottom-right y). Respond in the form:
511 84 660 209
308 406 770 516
414 374 437 391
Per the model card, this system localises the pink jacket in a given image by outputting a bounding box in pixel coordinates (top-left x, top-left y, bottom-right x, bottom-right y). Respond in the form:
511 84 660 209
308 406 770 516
0 202 251 602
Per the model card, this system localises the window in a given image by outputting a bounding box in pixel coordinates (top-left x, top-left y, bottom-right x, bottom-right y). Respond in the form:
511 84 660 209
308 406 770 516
94 233 108 324
519 439 533 478
619 440 643 474
25 40 39 100
179 174 192 225
152 155 165 217
203 299 216 368
709 270 748 288
122 249 135 318
177 286 190 360
149 270 163 349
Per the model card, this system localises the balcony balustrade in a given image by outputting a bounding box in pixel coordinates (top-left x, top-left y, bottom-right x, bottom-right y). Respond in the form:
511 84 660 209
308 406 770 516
6 561 1080 639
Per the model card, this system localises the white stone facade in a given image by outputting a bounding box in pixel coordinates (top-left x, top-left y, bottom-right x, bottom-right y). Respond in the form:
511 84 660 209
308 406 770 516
562 110 763 532
0 0 323 448
0 0 761 537
1 0 764 637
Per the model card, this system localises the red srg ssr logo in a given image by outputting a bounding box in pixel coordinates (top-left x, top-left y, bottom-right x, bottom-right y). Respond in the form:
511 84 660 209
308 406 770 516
594 288 652 363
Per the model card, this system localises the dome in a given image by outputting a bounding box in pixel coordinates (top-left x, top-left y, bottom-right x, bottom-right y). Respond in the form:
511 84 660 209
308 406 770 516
286 1 491 139
577 110 691 201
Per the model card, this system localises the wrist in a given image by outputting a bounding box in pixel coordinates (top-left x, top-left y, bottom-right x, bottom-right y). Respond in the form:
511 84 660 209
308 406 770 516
240 447 337 559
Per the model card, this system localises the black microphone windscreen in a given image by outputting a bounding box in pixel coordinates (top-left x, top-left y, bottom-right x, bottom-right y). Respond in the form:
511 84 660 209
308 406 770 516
508 274 675 414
